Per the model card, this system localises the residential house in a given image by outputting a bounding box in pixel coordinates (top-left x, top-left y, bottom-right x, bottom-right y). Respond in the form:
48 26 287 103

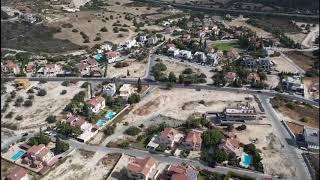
67 115 87 129
127 156 157 180
44 64 61 75
303 127 319 151
282 75 304 94
179 50 192 60
6 166 29 180
159 128 183 148
106 51 120 63
148 36 158 45
102 83 116 96
122 39 137 49
160 165 199 180
247 73 260 83
224 72 237 83
223 103 257 122
76 62 90 75
100 44 112 51
26 144 54 166
207 53 220 66
219 138 241 157
15 79 31 90
240 56 273 71
167 47 180 57
119 84 134 99
263 46 274 56
25 62 36 73
85 58 99 68
194 52 207 63
183 130 202 151
1 61 20 75
139 35 147 43
87 96 106 113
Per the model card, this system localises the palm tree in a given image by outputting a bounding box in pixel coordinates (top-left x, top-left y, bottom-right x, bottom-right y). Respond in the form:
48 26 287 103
104 60 108 77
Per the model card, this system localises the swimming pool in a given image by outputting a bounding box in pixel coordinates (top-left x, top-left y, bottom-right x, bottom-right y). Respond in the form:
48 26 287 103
105 112 116 119
10 149 25 161
96 119 106 127
94 54 103 60
241 153 252 168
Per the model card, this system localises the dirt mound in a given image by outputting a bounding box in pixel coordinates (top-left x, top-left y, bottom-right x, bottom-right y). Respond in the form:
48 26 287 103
133 96 164 116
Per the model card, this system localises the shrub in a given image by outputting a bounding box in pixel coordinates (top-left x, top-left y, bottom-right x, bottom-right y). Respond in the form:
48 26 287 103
61 81 70 86
128 94 140 104
27 88 35 93
300 117 311 123
104 124 117 136
118 140 129 148
114 62 129 68
236 124 247 131
125 126 141 136
285 103 294 109
72 29 79 33
183 68 193 74
124 122 129 126
37 89 47 96
15 115 23 121
94 36 101 41
100 27 108 32
46 115 57 123
23 100 33 107
28 95 34 100
61 23 73 28
60 90 67 95
81 82 89 88
5 112 14 119
113 27 119 33
39 80 47 84
117 34 124 38
199 100 205 104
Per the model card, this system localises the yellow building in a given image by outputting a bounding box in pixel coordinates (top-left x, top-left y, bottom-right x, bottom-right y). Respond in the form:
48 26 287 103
15 79 31 90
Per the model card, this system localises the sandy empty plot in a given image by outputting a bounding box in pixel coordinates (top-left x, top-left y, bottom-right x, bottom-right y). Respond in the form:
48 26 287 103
122 88 258 123
2 82 84 130
107 59 147 78
50 11 136 47
161 60 202 77
285 32 307 44
271 56 301 73
265 75 280 89
228 19 272 38
43 150 120 180
235 125 295 177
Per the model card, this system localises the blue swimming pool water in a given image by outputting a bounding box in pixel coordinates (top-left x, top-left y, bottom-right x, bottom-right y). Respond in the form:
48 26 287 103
106 112 116 119
241 153 252 168
97 119 106 127
94 54 103 60
10 149 25 161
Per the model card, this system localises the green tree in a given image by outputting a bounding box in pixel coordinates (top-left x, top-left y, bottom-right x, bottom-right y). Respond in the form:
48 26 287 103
137 78 142 92
214 149 228 163
46 115 57 123
202 129 224 146
54 137 70 154
103 124 116 136
128 94 140 104
168 72 177 83
125 126 141 136
37 89 47 96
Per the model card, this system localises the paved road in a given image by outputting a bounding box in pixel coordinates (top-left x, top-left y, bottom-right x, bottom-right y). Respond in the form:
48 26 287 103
258 95 312 180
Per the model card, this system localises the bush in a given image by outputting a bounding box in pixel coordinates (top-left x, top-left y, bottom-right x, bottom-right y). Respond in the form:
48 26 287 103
39 80 47 84
15 115 23 121
236 124 247 131
118 140 129 148
113 27 119 33
61 23 73 28
117 33 124 38
124 122 129 126
28 95 34 100
183 68 193 74
46 115 57 123
81 82 89 88
128 94 140 104
300 117 311 123
94 36 101 41
125 126 141 136
27 88 34 93
23 100 33 107
100 27 108 32
60 90 67 95
72 29 79 33
37 89 47 96
61 81 70 86
104 124 116 136
285 103 294 109
5 111 14 119
114 62 129 68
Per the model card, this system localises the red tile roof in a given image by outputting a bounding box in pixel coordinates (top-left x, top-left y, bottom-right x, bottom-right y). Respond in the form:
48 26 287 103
88 96 105 107
224 72 237 80
127 157 156 177
247 73 260 81
168 165 198 180
67 115 86 127
86 58 98 66
27 144 45 155
106 51 120 58
226 138 240 149
6 166 28 180
185 130 202 146
160 128 178 142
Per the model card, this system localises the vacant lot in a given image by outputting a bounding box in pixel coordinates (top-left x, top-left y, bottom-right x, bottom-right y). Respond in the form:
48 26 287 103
210 41 239 51
286 121 304 136
304 77 319 100
107 59 147 78
271 55 302 73
228 19 272 38
235 125 295 177
43 150 120 180
284 51 316 71
271 96 319 128
1 21 82 53
2 81 84 130
123 88 260 124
